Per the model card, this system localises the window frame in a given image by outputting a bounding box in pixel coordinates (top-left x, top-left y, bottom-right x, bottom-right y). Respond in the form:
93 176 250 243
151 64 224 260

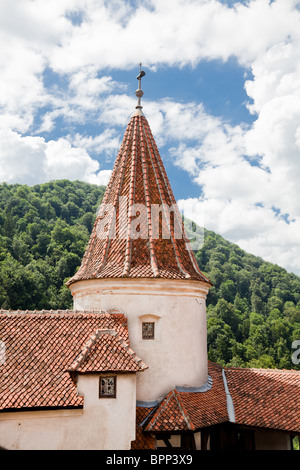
142 321 155 340
99 375 117 398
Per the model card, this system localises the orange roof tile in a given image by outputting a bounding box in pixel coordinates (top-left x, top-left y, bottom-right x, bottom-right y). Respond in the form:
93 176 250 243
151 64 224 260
136 362 300 439
131 406 156 450
142 362 228 433
67 113 210 286
144 389 195 432
225 367 300 433
68 329 147 373
0 310 143 411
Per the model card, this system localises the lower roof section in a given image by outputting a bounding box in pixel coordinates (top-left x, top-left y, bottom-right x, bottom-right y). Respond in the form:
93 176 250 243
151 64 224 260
0 309 140 411
131 361 300 448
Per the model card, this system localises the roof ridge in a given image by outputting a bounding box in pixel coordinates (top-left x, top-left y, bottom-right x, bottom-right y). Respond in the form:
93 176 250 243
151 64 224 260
145 389 195 432
69 329 105 371
143 117 209 282
122 118 138 276
0 309 123 317
80 119 134 277
173 389 195 431
207 359 224 369
225 365 300 374
112 329 148 371
92 130 132 278
141 118 190 279
222 368 235 423
139 117 159 277
145 390 174 431
68 328 148 373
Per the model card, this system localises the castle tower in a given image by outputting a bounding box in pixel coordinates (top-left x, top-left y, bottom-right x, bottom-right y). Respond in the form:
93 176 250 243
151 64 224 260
67 67 211 402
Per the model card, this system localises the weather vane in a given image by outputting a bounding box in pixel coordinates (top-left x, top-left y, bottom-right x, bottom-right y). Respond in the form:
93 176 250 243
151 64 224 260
135 63 145 109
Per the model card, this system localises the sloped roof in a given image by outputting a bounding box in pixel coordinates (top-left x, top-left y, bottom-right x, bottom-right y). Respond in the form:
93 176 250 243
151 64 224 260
0 309 144 411
68 328 147 373
225 366 300 433
142 362 228 433
131 406 157 450
67 111 210 286
134 361 300 444
144 389 196 432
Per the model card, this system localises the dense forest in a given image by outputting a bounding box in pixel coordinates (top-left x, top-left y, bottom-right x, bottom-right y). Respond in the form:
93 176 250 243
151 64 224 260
0 180 299 370
0 180 104 310
196 230 300 370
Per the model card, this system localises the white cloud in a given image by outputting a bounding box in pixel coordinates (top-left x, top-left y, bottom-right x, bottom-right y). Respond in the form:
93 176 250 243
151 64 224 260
45 139 98 181
0 129 110 186
45 138 112 185
172 101 300 275
178 196 300 276
47 0 299 72
69 129 120 157
0 36 47 132
0 129 46 185
0 0 74 133
0 0 300 276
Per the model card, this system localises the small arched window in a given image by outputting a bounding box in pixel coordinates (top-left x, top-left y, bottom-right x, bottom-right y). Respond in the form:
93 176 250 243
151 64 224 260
139 314 161 341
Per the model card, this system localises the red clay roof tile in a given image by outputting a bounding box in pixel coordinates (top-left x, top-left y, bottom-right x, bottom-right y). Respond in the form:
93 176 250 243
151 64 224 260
66 114 210 286
134 361 300 441
131 406 156 450
142 362 228 433
144 389 195 432
225 366 300 433
68 329 147 373
0 310 144 411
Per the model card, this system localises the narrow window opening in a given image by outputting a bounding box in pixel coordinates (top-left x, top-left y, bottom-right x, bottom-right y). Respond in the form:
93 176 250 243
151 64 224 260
99 376 116 398
142 322 155 340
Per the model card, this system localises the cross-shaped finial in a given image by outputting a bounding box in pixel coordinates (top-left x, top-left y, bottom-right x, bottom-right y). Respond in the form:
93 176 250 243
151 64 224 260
135 63 146 109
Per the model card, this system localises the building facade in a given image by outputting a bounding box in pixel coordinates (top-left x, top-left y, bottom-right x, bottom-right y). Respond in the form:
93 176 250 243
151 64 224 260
0 70 299 450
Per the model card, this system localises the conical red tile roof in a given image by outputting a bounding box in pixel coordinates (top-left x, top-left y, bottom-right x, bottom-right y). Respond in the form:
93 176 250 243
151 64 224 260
67 110 210 286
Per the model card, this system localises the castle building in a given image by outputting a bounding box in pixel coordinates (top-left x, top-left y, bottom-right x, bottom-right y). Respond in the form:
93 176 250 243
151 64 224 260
0 69 299 450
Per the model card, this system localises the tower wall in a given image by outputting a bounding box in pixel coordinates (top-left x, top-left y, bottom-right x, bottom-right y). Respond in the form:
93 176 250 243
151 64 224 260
70 278 209 402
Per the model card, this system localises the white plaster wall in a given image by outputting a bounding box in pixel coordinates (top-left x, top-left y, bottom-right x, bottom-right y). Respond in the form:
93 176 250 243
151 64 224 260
70 278 210 402
0 373 137 450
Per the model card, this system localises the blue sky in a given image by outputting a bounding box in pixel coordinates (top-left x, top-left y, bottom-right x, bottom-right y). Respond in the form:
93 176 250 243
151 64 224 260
36 57 254 200
0 0 300 276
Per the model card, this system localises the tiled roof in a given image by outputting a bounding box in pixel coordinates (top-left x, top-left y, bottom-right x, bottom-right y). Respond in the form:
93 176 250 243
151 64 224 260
68 328 147 373
225 366 300 433
67 112 210 286
145 389 196 432
131 406 156 450
142 362 228 433
0 309 144 411
134 362 300 444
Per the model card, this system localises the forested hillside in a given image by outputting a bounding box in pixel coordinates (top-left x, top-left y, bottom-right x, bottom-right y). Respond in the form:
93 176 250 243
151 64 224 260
0 180 299 370
0 180 104 310
196 230 300 369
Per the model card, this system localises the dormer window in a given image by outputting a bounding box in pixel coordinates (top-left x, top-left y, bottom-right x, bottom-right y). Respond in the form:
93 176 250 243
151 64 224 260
99 376 116 398
142 322 155 340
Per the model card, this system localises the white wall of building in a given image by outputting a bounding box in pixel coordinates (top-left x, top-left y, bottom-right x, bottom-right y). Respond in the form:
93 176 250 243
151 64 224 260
0 373 137 450
70 278 210 402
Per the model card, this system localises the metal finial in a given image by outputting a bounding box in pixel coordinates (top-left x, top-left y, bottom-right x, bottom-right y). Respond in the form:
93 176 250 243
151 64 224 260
135 63 145 109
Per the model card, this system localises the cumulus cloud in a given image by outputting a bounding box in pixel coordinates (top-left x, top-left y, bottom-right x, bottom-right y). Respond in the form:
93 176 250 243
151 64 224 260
0 129 111 186
178 189 300 276
69 129 121 157
44 0 299 72
172 103 300 274
0 0 300 275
